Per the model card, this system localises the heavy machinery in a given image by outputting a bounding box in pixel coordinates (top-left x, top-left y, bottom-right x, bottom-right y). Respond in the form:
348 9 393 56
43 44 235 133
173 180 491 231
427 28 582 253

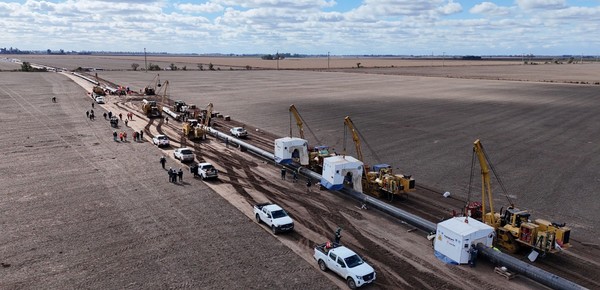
289 104 334 172
144 74 160 95
173 100 188 113
93 73 106 96
182 119 203 140
344 116 415 200
141 99 161 118
467 139 571 254
184 103 212 140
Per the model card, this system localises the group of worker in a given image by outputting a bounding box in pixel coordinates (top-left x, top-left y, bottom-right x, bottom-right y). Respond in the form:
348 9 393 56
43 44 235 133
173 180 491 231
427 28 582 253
168 167 184 183
281 166 312 192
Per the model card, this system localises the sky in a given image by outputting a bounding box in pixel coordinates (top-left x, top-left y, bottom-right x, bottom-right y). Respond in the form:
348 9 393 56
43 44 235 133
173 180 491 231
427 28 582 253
1 0 599 55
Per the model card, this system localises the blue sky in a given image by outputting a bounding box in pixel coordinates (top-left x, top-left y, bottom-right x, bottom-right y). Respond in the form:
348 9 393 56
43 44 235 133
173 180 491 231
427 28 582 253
1 0 599 55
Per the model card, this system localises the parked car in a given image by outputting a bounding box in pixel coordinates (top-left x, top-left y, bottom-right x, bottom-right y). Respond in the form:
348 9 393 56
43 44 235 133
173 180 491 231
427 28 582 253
230 127 248 138
253 203 294 234
193 162 218 180
314 243 376 289
173 147 194 162
152 134 170 147
94 95 105 104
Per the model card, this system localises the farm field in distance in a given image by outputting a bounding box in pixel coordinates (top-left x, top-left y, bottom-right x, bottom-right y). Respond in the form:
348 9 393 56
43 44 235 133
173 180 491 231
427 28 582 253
1 55 599 289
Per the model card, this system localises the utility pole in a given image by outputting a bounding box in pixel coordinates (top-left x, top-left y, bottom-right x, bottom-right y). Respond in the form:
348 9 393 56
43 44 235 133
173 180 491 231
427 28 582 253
276 51 279 70
144 48 147 72
442 52 445 67
327 51 330 70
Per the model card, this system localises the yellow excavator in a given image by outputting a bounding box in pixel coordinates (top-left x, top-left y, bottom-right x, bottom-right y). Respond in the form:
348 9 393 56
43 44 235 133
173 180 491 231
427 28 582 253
468 139 571 254
289 104 334 172
344 116 415 200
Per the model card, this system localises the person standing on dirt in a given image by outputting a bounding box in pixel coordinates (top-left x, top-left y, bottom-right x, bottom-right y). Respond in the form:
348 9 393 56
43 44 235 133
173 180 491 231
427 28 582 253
178 168 183 183
92 102 95 109
168 167 173 182
468 245 478 267
292 170 298 183
108 111 112 119
124 119 128 127
86 111 89 118
165 116 169 124
281 167 286 180
119 113 123 121
139 130 144 141
103 112 107 120
113 131 117 141
306 178 312 192
160 156 166 169
333 228 342 245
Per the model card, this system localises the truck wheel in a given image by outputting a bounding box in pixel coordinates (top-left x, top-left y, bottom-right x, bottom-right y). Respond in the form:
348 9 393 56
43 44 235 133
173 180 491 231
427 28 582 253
255 214 261 224
346 277 357 290
318 260 327 272
271 226 277 235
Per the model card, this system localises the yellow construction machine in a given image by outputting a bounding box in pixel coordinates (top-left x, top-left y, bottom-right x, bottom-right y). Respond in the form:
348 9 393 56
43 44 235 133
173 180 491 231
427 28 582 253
144 74 160 95
289 104 334 172
467 139 571 254
182 119 203 140
93 73 106 96
344 116 415 200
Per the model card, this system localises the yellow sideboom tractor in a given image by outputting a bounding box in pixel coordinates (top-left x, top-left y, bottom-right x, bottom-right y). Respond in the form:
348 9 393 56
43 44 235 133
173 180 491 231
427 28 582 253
466 139 571 254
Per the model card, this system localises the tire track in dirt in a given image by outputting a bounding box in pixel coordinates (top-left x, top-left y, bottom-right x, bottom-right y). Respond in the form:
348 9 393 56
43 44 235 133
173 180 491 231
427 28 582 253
119 90 594 288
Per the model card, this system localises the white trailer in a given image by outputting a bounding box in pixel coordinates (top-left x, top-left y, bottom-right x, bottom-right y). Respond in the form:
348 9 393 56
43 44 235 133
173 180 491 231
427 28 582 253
434 217 494 264
320 155 363 191
274 137 309 165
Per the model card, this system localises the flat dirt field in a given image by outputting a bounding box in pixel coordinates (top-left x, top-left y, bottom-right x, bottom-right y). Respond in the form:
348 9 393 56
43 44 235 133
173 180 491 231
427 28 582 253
1 56 599 289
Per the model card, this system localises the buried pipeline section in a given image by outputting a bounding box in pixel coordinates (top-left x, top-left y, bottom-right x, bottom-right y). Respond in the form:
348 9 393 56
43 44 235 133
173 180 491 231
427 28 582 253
208 128 585 290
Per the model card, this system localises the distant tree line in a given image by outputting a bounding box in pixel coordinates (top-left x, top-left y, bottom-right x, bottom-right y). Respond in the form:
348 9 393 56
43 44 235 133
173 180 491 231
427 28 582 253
261 52 304 60
0 47 30 54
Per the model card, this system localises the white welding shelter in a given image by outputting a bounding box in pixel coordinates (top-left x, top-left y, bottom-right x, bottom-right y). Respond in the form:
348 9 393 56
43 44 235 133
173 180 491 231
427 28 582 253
434 217 495 264
320 155 363 191
274 137 309 165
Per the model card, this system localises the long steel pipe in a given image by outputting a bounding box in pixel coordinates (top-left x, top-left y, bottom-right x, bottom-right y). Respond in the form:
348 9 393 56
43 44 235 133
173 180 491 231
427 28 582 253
206 127 585 290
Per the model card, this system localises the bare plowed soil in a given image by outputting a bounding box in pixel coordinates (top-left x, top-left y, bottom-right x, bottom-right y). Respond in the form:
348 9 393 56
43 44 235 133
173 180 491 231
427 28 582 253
2 57 599 290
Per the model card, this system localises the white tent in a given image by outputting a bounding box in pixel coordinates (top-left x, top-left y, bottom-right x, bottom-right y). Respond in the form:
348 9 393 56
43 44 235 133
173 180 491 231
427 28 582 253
434 217 494 264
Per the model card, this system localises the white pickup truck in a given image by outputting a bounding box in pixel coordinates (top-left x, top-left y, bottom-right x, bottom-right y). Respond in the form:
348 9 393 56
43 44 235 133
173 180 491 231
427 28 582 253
253 203 294 234
314 243 376 289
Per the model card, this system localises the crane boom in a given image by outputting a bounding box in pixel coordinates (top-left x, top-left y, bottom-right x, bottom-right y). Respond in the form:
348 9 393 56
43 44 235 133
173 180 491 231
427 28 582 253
473 139 496 226
289 104 305 139
344 116 364 162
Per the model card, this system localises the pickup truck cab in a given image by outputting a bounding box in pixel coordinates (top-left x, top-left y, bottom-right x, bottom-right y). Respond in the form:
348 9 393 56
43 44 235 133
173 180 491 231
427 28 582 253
230 127 248 138
314 243 376 289
253 203 294 234
195 162 218 180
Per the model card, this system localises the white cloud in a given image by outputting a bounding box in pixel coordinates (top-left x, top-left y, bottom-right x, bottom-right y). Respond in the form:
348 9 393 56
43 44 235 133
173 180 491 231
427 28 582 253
215 0 336 9
515 0 566 10
177 2 224 13
0 0 599 55
470 2 510 15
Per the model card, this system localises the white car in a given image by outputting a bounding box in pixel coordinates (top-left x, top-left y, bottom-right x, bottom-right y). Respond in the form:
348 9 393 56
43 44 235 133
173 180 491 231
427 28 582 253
94 95 105 104
314 243 376 289
230 127 248 138
152 135 170 147
173 147 195 162
195 162 218 180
